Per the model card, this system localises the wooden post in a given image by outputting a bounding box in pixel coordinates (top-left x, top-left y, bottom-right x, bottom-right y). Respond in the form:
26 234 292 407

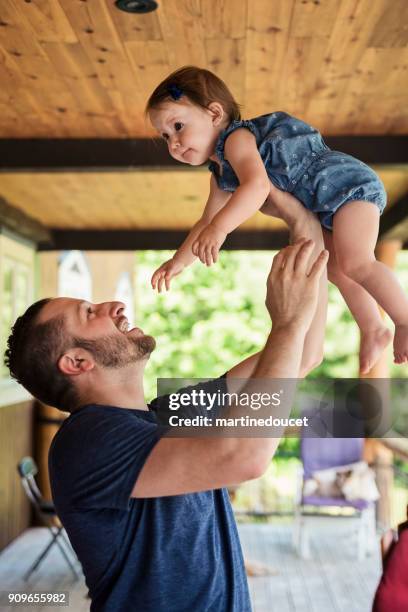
363 239 402 529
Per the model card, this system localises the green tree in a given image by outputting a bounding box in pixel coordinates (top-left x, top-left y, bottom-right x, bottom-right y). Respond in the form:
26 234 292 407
136 250 408 399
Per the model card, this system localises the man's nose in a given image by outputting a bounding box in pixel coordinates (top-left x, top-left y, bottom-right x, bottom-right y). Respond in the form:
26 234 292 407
97 301 125 316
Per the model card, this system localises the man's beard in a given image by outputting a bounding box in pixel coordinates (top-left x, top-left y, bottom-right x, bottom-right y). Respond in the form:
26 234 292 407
73 332 156 368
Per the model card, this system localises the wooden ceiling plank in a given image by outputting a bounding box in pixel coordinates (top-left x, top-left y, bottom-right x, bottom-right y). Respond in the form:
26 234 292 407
245 0 294 115
289 0 339 38
201 0 247 40
59 0 146 135
278 0 337 120
125 40 170 103
278 35 330 121
0 106 29 138
157 0 206 70
333 48 393 135
16 0 77 44
204 38 246 106
0 7 82 128
0 1 68 80
368 0 408 48
378 47 408 134
39 40 125 136
337 45 408 136
307 0 389 133
0 53 27 112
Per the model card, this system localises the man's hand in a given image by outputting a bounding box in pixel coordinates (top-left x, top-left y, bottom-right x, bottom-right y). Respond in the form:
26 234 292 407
192 224 227 266
151 257 185 292
266 239 328 333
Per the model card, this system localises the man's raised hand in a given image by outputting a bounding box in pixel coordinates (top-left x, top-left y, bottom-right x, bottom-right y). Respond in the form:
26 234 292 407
266 239 328 332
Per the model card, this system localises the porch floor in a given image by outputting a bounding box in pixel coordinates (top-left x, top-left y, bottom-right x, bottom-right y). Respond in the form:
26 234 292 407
0 521 382 611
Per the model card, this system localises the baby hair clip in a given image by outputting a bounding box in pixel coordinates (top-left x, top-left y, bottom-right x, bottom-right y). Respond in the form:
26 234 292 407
167 83 183 100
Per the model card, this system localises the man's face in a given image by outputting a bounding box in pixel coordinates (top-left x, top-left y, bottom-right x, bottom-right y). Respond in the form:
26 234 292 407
37 297 156 369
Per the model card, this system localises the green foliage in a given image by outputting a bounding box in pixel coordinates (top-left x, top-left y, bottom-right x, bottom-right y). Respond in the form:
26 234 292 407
136 250 270 399
136 250 408 400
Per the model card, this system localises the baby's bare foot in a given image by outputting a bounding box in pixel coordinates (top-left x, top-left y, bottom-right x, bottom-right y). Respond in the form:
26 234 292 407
394 324 408 365
359 326 392 374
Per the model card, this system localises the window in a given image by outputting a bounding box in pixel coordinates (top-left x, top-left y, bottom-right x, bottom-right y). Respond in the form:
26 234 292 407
58 250 92 300
0 233 35 379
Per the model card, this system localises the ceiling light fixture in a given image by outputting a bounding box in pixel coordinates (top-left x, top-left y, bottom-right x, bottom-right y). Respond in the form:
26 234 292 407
115 0 158 13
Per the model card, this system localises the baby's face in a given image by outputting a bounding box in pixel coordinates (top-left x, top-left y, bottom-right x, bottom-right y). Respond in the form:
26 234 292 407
149 99 221 166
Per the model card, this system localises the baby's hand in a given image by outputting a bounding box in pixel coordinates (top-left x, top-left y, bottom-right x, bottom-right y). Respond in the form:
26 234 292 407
151 258 185 292
192 224 227 266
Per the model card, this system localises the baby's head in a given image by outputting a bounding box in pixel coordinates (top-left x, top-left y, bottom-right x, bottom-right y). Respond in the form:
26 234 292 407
146 66 241 166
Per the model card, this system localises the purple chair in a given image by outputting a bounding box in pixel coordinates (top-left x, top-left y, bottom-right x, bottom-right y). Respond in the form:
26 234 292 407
293 433 377 560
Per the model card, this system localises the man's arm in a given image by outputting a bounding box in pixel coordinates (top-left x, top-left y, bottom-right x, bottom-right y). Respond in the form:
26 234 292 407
132 241 328 498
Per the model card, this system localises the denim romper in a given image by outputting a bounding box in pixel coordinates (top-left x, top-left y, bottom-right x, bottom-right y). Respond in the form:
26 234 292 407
208 112 387 230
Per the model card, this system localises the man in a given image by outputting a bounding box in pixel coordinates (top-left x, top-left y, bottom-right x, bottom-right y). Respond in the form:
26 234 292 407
5 240 327 612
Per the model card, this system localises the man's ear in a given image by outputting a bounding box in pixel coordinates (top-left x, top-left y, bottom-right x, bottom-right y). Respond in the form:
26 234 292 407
58 348 95 377
207 102 225 126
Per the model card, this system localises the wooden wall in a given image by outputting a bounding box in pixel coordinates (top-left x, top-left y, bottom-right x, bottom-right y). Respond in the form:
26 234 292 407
0 400 34 551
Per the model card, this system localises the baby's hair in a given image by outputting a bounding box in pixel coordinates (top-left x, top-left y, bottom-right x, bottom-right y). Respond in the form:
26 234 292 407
145 65 241 122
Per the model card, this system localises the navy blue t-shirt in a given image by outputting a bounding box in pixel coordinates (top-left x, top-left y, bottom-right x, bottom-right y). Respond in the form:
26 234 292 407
48 377 251 612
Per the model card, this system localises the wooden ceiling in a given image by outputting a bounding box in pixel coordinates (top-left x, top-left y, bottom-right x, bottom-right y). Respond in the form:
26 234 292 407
0 0 408 245
0 0 407 137
1 166 408 231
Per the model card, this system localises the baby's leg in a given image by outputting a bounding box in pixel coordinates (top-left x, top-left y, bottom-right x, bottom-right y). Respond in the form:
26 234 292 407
332 201 408 364
323 229 392 374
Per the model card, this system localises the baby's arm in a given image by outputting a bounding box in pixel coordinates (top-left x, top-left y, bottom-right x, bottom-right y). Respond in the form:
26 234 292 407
192 129 270 264
151 175 231 291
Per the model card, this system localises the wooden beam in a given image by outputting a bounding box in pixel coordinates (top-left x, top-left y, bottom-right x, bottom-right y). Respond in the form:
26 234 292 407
379 192 408 241
0 197 50 244
0 139 182 172
1 136 408 171
38 229 290 251
323 136 408 165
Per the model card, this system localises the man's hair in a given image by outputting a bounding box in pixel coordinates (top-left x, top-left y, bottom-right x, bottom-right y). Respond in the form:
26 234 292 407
145 65 241 123
4 298 79 413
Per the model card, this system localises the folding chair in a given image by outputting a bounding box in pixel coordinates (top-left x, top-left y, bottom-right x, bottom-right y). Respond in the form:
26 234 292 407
293 434 376 560
17 456 79 581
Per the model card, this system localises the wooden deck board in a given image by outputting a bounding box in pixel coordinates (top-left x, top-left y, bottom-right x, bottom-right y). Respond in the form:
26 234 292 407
0 523 381 612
